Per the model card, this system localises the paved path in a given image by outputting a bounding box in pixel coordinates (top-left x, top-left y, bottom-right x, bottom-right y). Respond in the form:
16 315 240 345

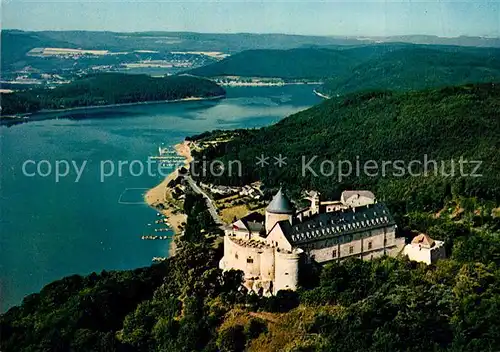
186 176 224 227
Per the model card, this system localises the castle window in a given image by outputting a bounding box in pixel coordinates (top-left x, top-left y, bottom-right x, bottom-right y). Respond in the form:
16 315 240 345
247 258 253 264
332 249 337 258
285 272 289 275
368 241 373 250
384 238 387 246
349 246 354 254
235 254 238 259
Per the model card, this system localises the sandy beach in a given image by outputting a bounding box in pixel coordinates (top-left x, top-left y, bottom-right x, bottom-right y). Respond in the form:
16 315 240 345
144 141 193 256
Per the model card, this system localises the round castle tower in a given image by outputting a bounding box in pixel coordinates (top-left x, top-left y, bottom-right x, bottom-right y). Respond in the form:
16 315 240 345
265 188 295 234
274 249 302 294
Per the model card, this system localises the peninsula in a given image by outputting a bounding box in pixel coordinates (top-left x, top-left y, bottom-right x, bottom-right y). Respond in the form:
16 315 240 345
0 73 226 116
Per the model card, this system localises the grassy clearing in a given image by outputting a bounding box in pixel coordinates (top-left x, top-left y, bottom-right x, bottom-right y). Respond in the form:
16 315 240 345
217 305 341 352
220 204 250 223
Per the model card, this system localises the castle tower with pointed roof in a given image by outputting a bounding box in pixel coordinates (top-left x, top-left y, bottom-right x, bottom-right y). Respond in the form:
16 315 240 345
265 188 295 234
219 188 415 296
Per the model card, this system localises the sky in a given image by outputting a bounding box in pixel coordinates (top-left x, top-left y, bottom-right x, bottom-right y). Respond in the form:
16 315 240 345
2 0 499 37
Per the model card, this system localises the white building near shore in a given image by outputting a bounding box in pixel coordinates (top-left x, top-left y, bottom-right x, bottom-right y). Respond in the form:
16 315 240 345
403 233 446 265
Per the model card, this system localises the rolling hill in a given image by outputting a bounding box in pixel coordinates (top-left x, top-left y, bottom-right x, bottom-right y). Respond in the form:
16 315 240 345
322 46 500 95
192 83 500 211
186 45 500 94
0 73 225 116
1 31 77 71
185 48 360 79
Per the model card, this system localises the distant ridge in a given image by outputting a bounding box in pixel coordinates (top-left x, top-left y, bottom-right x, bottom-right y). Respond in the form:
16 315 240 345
185 44 500 94
2 30 500 70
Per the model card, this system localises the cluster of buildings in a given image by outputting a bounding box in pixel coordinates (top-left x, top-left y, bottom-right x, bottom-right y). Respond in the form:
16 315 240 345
200 182 263 200
219 189 446 296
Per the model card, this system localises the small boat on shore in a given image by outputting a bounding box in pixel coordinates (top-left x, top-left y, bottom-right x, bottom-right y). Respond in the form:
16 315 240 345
152 256 167 262
141 235 172 240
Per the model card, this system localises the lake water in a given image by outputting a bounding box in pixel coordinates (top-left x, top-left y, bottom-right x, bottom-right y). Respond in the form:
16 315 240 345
0 85 321 311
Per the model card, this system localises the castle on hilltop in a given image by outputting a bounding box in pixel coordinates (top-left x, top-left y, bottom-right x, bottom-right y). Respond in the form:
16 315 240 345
219 188 445 296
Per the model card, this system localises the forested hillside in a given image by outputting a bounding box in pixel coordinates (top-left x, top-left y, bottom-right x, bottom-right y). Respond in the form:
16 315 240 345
1 30 77 71
2 191 500 351
187 45 500 94
186 48 359 79
0 73 225 115
192 83 500 213
322 46 500 95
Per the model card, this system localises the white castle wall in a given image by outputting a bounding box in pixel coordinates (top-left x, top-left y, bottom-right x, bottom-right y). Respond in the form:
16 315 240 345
260 247 275 281
220 236 263 278
266 224 293 252
265 212 292 234
404 241 446 265
342 195 375 207
303 226 399 263
273 250 301 294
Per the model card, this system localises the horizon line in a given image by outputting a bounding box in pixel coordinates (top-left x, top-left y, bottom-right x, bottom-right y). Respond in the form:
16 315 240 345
2 28 499 40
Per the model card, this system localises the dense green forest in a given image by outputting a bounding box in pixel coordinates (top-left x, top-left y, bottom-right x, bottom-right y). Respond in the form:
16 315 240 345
192 83 500 213
0 73 225 115
2 190 500 351
187 45 500 93
186 48 360 79
322 46 500 95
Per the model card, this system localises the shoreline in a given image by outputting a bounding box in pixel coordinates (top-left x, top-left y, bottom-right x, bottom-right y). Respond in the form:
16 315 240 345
0 95 225 122
144 141 193 257
313 89 331 99
217 81 323 87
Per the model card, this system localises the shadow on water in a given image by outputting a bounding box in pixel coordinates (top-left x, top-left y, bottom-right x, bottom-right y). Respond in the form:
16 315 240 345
1 99 223 127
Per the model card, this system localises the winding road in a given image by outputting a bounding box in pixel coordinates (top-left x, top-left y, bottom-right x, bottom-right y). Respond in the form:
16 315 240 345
186 175 224 227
